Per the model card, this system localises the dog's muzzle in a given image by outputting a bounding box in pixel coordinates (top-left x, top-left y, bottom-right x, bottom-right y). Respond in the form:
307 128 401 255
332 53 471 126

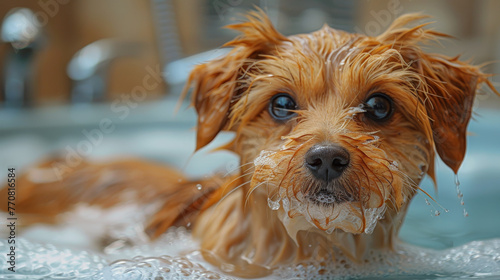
304 144 354 204
305 144 350 181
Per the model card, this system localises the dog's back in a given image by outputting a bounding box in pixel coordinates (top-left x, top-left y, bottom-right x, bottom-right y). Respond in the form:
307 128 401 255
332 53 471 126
0 158 221 238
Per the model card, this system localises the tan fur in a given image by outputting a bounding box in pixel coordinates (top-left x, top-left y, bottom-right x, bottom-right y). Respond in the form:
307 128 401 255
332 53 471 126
0 159 219 233
2 11 497 278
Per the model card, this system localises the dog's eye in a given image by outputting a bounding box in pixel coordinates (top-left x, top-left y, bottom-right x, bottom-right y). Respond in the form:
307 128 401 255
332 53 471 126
364 93 393 121
269 93 297 121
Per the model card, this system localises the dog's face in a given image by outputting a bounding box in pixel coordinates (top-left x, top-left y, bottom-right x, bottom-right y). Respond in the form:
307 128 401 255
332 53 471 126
186 12 487 237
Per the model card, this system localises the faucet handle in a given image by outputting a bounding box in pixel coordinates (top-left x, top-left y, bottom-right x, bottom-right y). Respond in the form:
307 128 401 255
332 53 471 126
1 8 44 50
1 8 46 108
67 39 143 103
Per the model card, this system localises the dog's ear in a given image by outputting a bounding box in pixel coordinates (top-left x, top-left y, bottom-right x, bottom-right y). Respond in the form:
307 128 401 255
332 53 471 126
183 10 288 150
378 14 494 174
414 54 486 173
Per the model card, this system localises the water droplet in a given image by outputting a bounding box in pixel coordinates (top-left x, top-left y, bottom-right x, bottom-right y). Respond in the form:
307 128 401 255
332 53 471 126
220 263 235 273
425 198 431 205
463 209 469 217
363 135 380 145
418 163 427 173
326 227 335 234
267 197 280 210
389 161 399 171
434 210 440 216
196 184 202 190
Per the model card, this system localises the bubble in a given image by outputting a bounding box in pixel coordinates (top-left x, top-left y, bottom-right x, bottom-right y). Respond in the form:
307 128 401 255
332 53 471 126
272 240 500 279
312 192 336 204
4 230 500 279
0 238 106 278
196 184 202 190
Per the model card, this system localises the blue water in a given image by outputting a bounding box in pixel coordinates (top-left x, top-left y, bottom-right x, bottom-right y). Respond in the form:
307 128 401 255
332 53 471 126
400 109 500 250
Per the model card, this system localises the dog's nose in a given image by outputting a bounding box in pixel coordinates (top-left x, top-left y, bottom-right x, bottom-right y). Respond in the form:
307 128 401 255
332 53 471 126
305 144 350 182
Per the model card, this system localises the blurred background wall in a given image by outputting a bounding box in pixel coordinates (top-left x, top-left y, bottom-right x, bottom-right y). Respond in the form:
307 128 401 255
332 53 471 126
0 0 498 107
0 1 165 105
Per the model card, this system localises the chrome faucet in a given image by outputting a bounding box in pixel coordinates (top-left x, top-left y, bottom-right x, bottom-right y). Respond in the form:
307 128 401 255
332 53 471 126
1 8 45 108
67 39 142 103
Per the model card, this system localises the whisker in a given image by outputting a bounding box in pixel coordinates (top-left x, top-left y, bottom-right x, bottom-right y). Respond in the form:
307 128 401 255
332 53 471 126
277 138 314 198
212 171 254 210
213 179 252 211
224 162 254 177
244 181 267 209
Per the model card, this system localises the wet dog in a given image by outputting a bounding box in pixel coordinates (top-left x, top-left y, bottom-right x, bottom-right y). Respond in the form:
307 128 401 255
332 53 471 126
3 11 497 278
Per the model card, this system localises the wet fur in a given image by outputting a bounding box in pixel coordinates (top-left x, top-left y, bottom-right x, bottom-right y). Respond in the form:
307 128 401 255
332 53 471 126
2 11 497 278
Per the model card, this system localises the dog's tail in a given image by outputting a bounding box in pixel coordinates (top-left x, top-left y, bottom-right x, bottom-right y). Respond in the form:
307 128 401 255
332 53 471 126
0 158 221 237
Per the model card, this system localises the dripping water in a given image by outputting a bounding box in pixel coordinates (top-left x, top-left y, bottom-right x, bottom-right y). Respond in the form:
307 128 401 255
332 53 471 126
424 198 449 217
455 174 468 217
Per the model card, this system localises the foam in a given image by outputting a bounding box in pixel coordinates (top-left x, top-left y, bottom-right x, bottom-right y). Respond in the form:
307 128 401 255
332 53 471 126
0 237 107 279
363 205 387 234
1 229 500 279
94 254 228 280
277 190 387 235
253 150 278 169
363 135 380 145
346 106 367 120
272 240 500 279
